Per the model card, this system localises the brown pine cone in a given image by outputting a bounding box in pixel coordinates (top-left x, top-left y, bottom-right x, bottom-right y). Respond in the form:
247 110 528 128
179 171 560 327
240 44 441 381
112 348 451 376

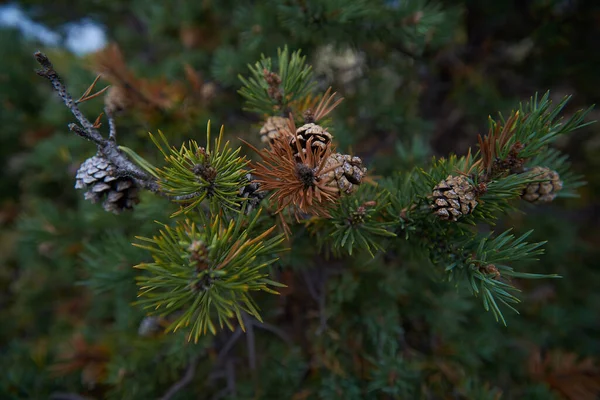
522 167 563 203
291 123 333 157
431 175 478 221
322 153 367 195
259 116 289 144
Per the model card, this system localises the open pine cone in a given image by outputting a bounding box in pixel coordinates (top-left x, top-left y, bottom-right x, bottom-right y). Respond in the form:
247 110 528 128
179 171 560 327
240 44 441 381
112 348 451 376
75 155 139 214
291 123 333 158
522 166 563 203
322 153 367 195
238 173 266 214
259 116 289 144
431 175 478 221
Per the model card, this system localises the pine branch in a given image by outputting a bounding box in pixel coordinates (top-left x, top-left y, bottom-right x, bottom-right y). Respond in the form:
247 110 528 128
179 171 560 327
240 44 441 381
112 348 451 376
160 357 199 400
134 210 285 341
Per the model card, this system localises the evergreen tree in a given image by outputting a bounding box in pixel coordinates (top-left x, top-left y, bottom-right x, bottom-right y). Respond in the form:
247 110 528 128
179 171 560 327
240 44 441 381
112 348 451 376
2 1 600 399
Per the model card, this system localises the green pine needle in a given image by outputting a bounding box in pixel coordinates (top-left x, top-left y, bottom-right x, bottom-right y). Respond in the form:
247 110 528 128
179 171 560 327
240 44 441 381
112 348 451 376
146 122 249 216
134 209 285 342
238 46 316 115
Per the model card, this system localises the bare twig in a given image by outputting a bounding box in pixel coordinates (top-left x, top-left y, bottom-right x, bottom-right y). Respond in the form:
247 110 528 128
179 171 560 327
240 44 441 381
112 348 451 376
170 192 202 201
217 328 243 363
35 52 105 146
243 314 257 370
105 107 117 141
253 320 293 345
160 356 199 400
50 393 90 400
225 359 236 397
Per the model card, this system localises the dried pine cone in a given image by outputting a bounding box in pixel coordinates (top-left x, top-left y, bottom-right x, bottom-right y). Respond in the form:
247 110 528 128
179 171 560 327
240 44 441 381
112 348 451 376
291 123 333 158
322 153 367 195
522 166 563 203
75 155 139 214
431 175 478 221
259 116 289 144
239 173 266 214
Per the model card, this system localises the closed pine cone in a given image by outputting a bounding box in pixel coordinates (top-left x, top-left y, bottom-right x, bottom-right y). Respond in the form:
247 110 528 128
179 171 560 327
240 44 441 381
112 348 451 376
431 175 478 221
291 123 333 157
259 116 289 144
522 166 563 203
75 155 139 214
322 153 366 195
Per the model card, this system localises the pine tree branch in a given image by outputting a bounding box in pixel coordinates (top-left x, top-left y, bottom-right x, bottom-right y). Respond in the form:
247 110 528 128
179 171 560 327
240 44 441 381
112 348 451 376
245 315 257 370
253 320 293 345
160 356 199 400
34 52 105 145
34 51 161 194
50 393 90 400
105 107 118 141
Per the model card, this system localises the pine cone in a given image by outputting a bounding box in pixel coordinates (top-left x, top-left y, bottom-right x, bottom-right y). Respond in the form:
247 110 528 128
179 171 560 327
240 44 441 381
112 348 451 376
259 116 288 144
291 123 333 157
75 155 139 214
522 166 563 203
322 153 367 195
431 175 478 221
239 173 266 214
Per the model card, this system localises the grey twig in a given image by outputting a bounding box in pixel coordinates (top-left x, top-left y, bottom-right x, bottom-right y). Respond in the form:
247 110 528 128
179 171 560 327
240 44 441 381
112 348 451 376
49 393 89 400
105 107 117 141
169 192 202 201
217 328 243 363
35 52 105 146
225 359 236 398
244 314 257 370
160 357 199 400
253 320 293 345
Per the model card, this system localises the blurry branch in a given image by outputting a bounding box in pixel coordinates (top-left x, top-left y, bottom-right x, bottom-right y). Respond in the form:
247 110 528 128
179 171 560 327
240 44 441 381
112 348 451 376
34 51 159 192
49 393 90 400
160 356 200 400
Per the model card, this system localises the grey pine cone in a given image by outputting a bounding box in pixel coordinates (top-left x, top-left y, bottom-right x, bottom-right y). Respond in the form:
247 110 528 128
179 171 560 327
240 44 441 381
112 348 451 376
75 155 140 214
239 173 266 214
431 175 478 221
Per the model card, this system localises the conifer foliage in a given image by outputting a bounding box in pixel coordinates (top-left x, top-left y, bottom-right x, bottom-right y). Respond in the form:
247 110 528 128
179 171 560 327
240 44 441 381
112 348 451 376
3 1 600 398
35 46 591 334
